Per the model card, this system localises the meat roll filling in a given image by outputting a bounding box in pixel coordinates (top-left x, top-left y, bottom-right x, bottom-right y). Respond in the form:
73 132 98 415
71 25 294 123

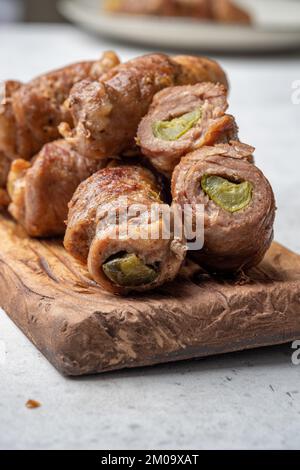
64 166 186 294
137 83 236 175
61 53 228 161
7 140 105 237
172 142 275 272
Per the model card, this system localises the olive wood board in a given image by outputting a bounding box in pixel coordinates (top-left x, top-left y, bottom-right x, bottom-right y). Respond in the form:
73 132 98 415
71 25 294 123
0 213 300 376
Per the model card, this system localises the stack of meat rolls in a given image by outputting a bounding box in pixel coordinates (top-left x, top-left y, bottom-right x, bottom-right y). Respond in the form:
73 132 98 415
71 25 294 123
0 51 120 207
64 166 186 294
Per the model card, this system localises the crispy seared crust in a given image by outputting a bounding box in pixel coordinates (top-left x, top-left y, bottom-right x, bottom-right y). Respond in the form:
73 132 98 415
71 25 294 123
172 142 275 272
137 82 236 176
61 53 228 161
8 140 105 237
64 166 186 294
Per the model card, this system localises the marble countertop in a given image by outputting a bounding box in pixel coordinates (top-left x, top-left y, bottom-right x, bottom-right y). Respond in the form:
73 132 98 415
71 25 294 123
0 24 300 450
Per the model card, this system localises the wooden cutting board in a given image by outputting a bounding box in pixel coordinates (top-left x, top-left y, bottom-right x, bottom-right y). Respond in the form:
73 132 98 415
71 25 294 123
0 212 300 376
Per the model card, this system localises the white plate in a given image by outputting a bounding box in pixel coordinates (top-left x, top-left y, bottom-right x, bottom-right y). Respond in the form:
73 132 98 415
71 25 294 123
58 0 300 52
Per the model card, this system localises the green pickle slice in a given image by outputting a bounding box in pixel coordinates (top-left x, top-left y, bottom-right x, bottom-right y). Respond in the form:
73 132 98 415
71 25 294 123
152 108 202 141
201 175 253 213
103 253 158 287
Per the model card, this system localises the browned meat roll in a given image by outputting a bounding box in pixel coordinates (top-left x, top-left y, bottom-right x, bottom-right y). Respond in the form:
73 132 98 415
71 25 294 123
137 83 237 176
60 53 228 161
7 140 105 237
172 142 275 272
105 0 251 24
64 166 186 294
0 51 120 162
0 51 120 206
0 187 10 207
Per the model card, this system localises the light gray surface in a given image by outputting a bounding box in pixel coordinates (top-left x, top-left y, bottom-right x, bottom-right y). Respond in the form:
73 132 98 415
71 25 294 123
0 24 300 450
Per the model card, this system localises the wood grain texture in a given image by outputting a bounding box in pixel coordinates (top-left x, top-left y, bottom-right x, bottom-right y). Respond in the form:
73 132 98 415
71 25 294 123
0 213 300 376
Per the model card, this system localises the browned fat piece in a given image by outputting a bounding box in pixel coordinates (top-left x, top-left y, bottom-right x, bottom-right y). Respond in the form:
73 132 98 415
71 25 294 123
0 52 120 206
8 140 105 237
172 142 275 272
61 53 228 160
137 82 237 176
64 166 186 295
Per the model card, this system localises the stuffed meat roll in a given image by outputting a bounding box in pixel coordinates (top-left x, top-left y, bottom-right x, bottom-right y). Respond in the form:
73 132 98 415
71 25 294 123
0 51 120 206
61 53 228 161
64 166 186 294
172 142 275 272
8 140 105 237
105 0 251 24
137 82 237 176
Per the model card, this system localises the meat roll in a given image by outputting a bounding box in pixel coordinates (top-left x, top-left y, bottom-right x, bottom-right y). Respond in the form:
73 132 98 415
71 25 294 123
137 82 237 176
60 53 228 161
172 142 275 272
105 0 251 24
0 81 22 206
64 166 186 294
105 0 210 17
8 140 105 237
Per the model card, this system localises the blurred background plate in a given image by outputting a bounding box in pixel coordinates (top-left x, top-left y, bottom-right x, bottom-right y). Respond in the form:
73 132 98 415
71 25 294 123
58 0 300 52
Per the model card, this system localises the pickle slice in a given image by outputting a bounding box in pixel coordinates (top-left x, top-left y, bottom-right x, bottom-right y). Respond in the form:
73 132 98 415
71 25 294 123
103 253 158 287
152 108 202 141
201 175 253 213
